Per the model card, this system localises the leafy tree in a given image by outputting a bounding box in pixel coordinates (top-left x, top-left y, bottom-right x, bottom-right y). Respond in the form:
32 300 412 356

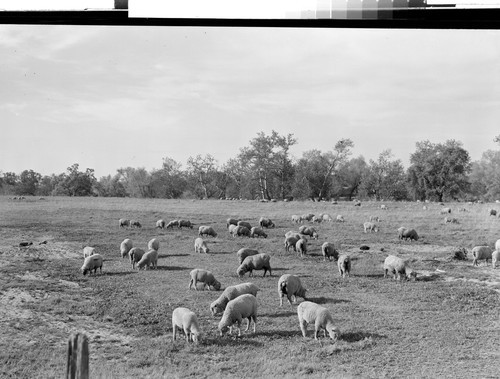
149 157 186 198
334 156 369 200
116 167 153 198
16 169 42 196
186 154 219 199
468 150 500 201
95 174 128 197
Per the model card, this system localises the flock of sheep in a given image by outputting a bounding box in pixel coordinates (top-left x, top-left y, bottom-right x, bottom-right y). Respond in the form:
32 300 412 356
78 204 500 345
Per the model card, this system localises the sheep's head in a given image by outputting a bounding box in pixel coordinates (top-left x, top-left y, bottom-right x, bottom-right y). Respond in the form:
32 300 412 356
81 268 89 276
406 269 417 281
328 326 341 341
312 232 319 240
191 333 200 344
236 266 246 277
213 280 221 291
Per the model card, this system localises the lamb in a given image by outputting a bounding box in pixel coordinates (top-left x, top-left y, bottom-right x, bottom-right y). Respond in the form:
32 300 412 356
291 215 302 223
335 215 345 223
363 222 379 233
471 246 493 266
178 219 193 229
228 224 238 235
250 227 267 238
226 218 240 228
444 217 459 224
369 216 380 222
236 253 272 277
278 274 307 306
322 214 333 222
83 246 96 258
296 238 307 257
166 220 179 229
321 242 339 261
489 209 497 216
492 250 499 269
337 255 351 278
297 301 340 341
194 237 209 254
119 218 130 228
129 247 145 269
172 307 201 344
440 207 451 214
210 282 259 316
259 217 275 228
232 225 251 237
147 238 160 251
218 294 258 336
156 219 166 229
298 225 318 240
120 239 133 258
383 255 417 281
237 248 259 264
301 213 314 222
81 254 103 276
237 221 252 230
189 269 221 291
401 228 419 241
137 249 158 270
130 220 142 228
198 225 218 238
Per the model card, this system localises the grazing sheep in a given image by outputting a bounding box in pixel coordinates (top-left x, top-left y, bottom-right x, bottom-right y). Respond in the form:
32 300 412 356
226 218 240 228
81 254 103 276
210 282 259 316
301 214 314 222
250 227 267 238
83 246 96 258
198 225 218 238
278 274 307 306
189 269 221 291
194 237 209 254
120 238 133 258
354 200 361 207
172 307 201 344
444 217 459 224
218 294 258 337
130 220 142 228
296 238 307 257
492 250 499 268
422 206 427 210
383 255 417 281
231 225 251 238
363 222 379 233
312 215 322 223
458 207 468 212
285 235 300 252
166 220 179 229
227 224 238 235
137 249 158 270
401 228 419 241
237 248 259 264
452 247 468 260
336 215 345 223
321 242 339 262
369 216 380 222
284 231 306 240
440 207 451 214
489 209 497 216
291 215 302 223
337 255 351 278
119 218 130 228
147 238 160 251
322 214 333 222
259 217 275 228
297 301 340 341
298 226 318 240
178 219 194 229
156 219 166 229
380 204 387 210
237 253 272 277
397 227 408 240
129 247 146 269
471 246 493 266
237 221 252 230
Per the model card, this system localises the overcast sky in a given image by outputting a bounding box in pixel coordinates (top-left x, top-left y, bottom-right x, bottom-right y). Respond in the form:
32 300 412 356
1 25 499 178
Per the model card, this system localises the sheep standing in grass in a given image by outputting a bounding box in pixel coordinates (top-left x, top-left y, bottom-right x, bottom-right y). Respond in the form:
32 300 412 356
297 301 340 341
259 217 275 228
285 235 300 252
194 237 209 254
298 226 318 240
291 215 302 223
397 227 408 240
210 282 259 316
130 220 142 228
129 247 145 269
156 219 166 229
198 225 218 238
237 253 272 277
363 222 379 233
137 249 158 270
166 220 179 229
336 215 345 223
178 219 194 229
492 250 499 268
81 254 103 276
237 248 259 264
321 242 338 261
119 218 130 228
148 238 160 251
383 255 417 281
250 227 267 238
237 221 252 230
228 224 238 235
218 294 258 336
83 246 96 258
231 225 251 237
226 218 239 228
322 214 333 222
278 274 307 306
381 204 387 210
489 209 497 216
296 238 307 257
402 228 419 241
440 207 451 214
302 214 315 222
120 239 133 258
337 255 351 278
370 216 380 222
172 307 201 344
471 246 493 266
444 217 459 224
189 269 221 291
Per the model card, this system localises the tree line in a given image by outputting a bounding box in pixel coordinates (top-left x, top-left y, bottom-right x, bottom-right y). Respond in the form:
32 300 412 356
2 132 500 202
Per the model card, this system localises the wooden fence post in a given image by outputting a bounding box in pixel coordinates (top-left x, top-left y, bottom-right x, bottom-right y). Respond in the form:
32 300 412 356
66 333 89 379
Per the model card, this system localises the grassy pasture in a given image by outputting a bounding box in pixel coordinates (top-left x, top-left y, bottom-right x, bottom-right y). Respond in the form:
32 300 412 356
0 196 499 378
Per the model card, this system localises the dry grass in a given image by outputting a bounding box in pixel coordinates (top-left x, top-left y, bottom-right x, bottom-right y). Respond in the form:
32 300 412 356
1 196 499 378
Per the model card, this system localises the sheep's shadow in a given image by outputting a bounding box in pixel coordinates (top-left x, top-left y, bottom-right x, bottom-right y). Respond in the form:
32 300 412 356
307 297 348 304
102 271 136 277
255 330 298 338
362 273 385 278
212 251 234 255
204 336 264 347
159 254 189 258
271 267 289 272
341 331 386 342
264 311 296 318
155 266 190 271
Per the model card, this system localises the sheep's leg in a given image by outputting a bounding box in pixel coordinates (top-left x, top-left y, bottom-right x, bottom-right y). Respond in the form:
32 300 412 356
172 325 177 341
299 320 308 338
252 315 256 333
245 318 251 332
188 279 193 290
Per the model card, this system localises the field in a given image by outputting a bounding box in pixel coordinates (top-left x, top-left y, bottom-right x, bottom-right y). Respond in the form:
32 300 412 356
1 196 499 379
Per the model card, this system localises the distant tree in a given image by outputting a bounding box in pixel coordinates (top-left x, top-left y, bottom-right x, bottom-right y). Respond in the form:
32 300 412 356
38 174 62 196
95 174 128 197
116 167 152 198
407 140 471 202
16 169 42 196
0 172 18 195
334 156 369 200
468 149 500 201
149 157 187 198
186 154 219 199
223 158 254 199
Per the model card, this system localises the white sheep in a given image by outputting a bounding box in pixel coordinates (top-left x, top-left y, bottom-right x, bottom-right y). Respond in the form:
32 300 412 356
119 218 130 228
369 216 380 222
297 301 340 341
278 274 307 306
120 238 133 258
383 255 417 281
492 250 499 269
226 218 240 228
363 222 379 233
129 247 145 269
296 238 307 257
312 215 322 223
178 219 194 229
322 214 333 222
298 225 318 240
337 255 351 278
81 254 103 276
291 215 302 223
236 248 259 264
228 224 238 235
380 204 387 210
172 307 201 344
83 246 96 258
250 227 267 238
237 253 272 277
237 220 252 230
194 237 209 254
397 227 408 240
147 238 160 251
210 282 259 316
471 246 493 266
440 207 451 214
231 225 251 237
302 213 314 222
285 235 300 252
218 294 258 336
166 220 179 229
189 269 221 291
496 239 500 252
259 217 275 228
335 215 345 223
137 249 158 270
156 219 166 229
198 225 218 238
321 242 339 262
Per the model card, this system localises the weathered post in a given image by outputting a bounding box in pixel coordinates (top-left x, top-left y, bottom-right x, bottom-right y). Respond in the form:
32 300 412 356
66 333 89 379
